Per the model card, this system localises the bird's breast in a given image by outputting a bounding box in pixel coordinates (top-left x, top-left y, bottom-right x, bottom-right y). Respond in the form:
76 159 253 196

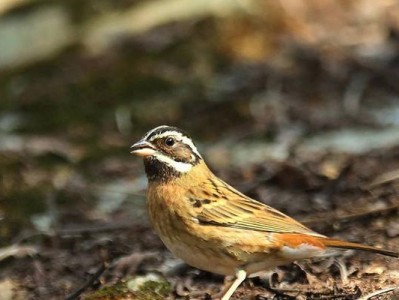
146 183 242 275
145 183 302 276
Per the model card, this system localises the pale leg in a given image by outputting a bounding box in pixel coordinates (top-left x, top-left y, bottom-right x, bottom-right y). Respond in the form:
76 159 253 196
221 269 247 300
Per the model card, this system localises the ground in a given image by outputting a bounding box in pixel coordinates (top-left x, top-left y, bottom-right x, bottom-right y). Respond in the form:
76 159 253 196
1 146 398 299
1 1 399 299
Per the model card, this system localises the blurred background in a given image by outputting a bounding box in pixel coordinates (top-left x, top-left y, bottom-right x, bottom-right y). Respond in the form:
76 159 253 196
1 0 399 299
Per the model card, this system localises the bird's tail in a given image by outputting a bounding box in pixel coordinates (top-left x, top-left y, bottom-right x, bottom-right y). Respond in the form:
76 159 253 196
322 238 398 258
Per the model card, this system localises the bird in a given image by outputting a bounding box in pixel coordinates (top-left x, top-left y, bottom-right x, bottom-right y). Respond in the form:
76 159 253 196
130 125 398 300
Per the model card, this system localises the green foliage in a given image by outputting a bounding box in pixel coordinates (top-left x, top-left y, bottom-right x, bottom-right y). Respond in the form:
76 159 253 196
84 277 171 300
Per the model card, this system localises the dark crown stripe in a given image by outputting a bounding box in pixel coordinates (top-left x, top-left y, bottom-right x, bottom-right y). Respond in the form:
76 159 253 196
144 125 190 141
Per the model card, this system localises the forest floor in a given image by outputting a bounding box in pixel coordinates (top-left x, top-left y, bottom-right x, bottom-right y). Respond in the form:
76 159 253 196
2 143 399 300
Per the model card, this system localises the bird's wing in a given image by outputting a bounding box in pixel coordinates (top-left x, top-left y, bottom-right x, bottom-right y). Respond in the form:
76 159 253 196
192 177 323 236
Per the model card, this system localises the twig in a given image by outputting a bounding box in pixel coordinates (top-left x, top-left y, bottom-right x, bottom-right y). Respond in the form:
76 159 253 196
64 262 107 300
55 222 138 236
0 245 38 262
303 204 399 226
368 169 399 188
357 286 398 300
14 222 140 244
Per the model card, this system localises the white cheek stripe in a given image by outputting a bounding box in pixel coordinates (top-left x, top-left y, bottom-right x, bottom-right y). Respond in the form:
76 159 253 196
153 153 193 173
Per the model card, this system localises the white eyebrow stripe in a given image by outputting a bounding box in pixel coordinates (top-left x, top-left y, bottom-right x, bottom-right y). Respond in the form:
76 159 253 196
148 130 202 158
153 153 193 173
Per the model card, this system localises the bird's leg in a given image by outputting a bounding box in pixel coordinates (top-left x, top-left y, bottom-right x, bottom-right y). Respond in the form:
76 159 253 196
220 269 247 300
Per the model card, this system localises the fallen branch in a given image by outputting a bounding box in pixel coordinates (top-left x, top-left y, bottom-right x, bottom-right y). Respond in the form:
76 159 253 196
55 222 137 236
303 204 398 226
64 262 107 300
368 169 399 188
358 286 398 300
0 245 38 262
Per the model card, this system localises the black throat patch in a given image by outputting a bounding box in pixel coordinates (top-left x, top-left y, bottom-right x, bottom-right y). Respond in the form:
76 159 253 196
143 157 183 182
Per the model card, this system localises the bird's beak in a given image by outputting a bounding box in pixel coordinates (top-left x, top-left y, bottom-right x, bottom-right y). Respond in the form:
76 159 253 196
130 140 156 157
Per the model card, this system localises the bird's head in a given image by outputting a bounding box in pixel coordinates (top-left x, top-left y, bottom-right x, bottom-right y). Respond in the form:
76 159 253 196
130 125 203 181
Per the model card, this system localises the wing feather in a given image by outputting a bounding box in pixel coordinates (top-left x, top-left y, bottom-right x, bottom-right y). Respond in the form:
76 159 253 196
193 178 323 236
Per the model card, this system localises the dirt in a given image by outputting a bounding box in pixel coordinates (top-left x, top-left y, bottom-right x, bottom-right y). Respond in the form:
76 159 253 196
1 2 399 299
1 145 398 300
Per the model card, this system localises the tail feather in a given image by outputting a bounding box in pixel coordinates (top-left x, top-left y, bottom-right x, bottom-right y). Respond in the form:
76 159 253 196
322 238 398 258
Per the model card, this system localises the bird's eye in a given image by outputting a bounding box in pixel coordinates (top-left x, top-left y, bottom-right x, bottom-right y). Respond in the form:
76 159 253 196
165 137 175 147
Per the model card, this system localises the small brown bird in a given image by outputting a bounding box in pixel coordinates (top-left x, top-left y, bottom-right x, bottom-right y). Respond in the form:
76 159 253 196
130 125 398 300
